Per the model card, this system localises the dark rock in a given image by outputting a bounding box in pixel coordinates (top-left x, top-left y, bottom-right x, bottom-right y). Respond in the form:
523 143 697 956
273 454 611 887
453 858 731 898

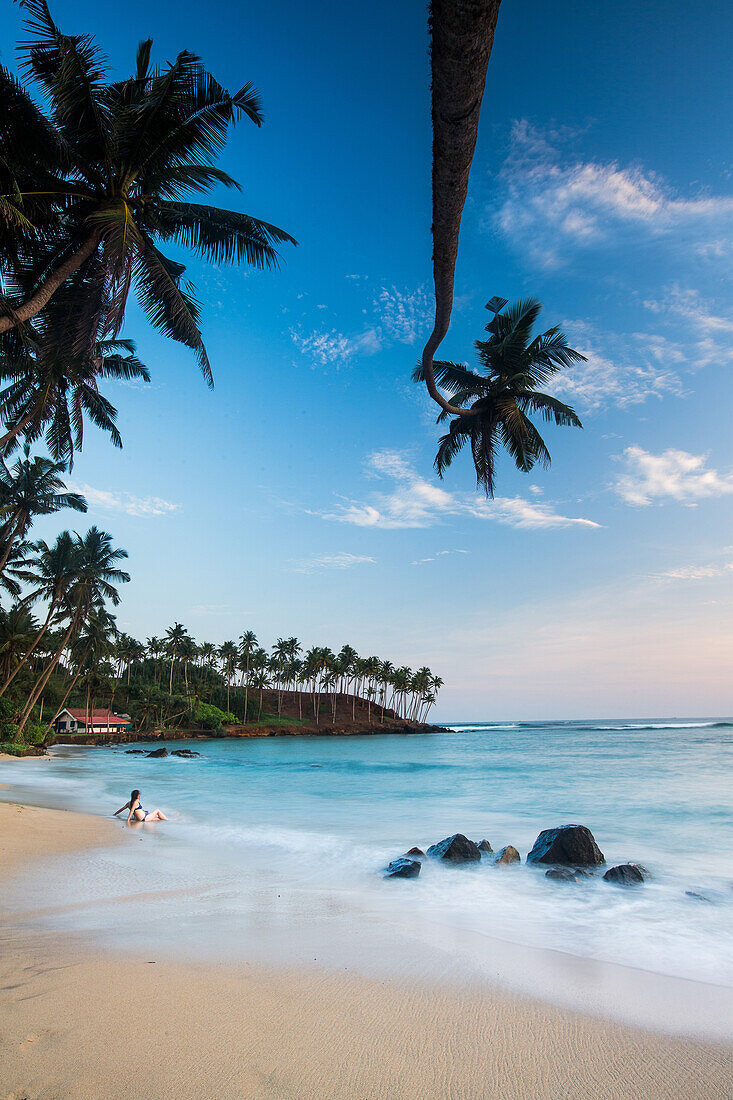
427 833 481 864
685 891 711 903
477 839 493 854
545 867 579 883
404 847 426 859
383 858 421 880
527 825 605 867
145 747 168 758
603 863 645 886
493 845 520 866
171 749 201 757
125 749 147 754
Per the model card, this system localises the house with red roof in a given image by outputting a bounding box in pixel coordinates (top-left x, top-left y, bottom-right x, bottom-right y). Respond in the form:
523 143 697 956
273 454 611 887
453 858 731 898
54 708 132 737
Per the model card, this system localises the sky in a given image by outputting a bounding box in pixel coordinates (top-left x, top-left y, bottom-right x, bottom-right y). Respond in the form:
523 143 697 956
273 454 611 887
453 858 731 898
2 0 733 720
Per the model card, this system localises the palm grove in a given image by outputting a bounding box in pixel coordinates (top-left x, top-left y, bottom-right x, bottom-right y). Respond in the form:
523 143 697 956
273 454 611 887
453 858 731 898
0 1 586 748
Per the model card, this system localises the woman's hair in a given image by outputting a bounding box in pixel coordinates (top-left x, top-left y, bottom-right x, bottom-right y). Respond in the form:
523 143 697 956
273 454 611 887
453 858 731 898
131 789 140 806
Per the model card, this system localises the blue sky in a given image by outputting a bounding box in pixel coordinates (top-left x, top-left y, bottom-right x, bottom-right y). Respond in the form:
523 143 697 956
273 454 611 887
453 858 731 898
3 0 733 719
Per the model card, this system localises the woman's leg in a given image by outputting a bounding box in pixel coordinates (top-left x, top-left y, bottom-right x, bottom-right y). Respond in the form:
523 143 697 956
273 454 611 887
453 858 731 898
149 809 167 821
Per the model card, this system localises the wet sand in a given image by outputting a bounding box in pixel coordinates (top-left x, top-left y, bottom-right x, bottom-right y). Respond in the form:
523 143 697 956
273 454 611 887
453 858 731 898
1 801 731 1099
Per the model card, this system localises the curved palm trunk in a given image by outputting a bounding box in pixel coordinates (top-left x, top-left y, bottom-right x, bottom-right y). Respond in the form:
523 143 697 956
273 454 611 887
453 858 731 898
0 598 57 696
14 611 80 739
0 234 99 337
421 0 502 418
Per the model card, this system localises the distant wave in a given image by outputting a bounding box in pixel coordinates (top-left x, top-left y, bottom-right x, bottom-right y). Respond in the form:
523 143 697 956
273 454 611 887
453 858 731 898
447 724 519 732
595 721 733 731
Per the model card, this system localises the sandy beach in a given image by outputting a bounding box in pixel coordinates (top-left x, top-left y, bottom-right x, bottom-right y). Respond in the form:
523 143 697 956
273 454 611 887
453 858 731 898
0 800 731 1099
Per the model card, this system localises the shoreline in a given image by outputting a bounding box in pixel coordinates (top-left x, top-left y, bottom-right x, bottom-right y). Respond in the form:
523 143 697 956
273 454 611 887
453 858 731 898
1 800 732 1098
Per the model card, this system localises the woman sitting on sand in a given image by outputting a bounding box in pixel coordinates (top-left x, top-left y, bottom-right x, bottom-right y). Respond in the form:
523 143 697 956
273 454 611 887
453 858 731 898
114 789 168 824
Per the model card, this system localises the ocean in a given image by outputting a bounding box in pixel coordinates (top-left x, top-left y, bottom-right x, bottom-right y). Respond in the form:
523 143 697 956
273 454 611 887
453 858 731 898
3 719 732 1037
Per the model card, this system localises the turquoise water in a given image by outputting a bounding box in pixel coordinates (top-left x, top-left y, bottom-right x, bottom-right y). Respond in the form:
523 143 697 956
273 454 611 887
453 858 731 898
3 719 733 1031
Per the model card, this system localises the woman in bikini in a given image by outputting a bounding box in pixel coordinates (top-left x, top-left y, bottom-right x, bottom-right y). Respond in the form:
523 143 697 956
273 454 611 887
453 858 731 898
114 789 168 824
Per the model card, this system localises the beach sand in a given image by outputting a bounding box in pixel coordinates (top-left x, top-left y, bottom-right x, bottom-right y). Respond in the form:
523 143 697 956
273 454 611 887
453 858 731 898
1 801 731 1099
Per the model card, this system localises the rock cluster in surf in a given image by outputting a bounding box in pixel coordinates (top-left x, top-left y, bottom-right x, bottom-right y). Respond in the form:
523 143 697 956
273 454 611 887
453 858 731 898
381 823 653 890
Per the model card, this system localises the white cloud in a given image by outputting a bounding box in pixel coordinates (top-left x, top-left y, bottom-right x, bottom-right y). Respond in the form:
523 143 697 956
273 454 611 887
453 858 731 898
372 285 434 345
655 564 733 581
555 322 687 411
615 446 733 506
322 451 600 531
410 549 469 565
188 604 236 615
290 552 377 574
494 120 733 268
657 287 733 336
291 283 433 369
71 483 180 518
290 326 380 367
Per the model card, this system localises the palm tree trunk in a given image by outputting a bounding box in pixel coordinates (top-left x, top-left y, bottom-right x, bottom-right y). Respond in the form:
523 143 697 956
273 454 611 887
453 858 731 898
0 515 24 575
14 613 79 739
0 234 100 337
0 598 57 696
41 643 92 742
420 0 501 419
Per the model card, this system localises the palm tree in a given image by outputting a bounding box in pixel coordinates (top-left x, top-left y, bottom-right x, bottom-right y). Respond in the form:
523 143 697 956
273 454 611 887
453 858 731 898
237 630 257 722
165 622 187 695
0 529 76 695
413 298 584 494
15 526 128 738
46 606 117 741
0 603 38 681
218 640 237 714
0 447 86 572
0 299 150 464
0 0 295 384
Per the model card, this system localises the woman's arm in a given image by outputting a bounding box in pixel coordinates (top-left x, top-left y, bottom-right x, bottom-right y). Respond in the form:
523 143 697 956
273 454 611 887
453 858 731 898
113 802 130 817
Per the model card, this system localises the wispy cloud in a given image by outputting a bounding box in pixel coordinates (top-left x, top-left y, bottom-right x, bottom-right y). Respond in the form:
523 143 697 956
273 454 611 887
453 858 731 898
188 604 237 615
291 284 433 369
290 552 377 574
654 563 733 581
289 326 380 367
555 321 686 412
319 451 600 531
493 120 733 269
372 285 433 345
410 549 470 565
71 483 180 518
615 446 733 506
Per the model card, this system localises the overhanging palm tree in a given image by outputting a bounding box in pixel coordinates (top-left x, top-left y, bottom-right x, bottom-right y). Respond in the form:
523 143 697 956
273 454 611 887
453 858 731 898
1 0 296 383
0 289 151 462
413 298 584 494
0 447 86 572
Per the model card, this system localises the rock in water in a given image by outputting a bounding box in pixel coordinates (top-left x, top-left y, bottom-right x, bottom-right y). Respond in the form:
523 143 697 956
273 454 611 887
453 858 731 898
527 825 605 867
171 749 201 757
404 847 426 859
383 858 421 880
427 834 482 864
603 863 645 886
545 867 578 883
493 845 520 865
146 747 168 758
477 839 493 854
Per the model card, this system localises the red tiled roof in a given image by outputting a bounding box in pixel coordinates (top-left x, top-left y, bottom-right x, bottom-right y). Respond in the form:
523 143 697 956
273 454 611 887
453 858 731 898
64 709 130 725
